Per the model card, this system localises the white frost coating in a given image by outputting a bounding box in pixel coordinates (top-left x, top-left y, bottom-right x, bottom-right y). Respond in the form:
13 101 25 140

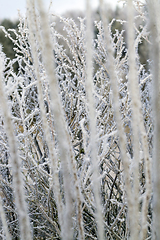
147 0 160 239
98 0 134 237
0 196 11 240
36 0 74 239
0 48 32 240
26 0 64 233
27 3 85 238
0 1 154 238
126 2 152 239
85 1 104 240
126 1 141 239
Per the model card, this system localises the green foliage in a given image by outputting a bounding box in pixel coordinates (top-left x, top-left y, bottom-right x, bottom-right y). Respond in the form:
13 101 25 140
0 19 19 72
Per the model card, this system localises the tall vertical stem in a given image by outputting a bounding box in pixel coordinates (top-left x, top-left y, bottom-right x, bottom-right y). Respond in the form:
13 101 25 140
36 0 74 239
126 1 141 239
147 0 160 239
98 0 134 238
0 48 32 240
85 0 104 239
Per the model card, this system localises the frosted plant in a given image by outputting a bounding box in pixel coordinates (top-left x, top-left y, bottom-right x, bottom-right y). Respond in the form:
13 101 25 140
147 0 160 239
0 0 157 239
0 46 32 240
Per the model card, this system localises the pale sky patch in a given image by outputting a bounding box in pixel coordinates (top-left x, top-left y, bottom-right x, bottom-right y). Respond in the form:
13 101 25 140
0 0 123 21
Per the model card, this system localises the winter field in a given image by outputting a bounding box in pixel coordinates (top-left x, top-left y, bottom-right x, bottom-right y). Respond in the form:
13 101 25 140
0 0 160 239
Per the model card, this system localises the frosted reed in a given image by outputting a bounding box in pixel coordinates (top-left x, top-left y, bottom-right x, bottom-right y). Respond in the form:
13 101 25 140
0 0 154 238
26 0 64 234
98 0 134 237
85 0 105 239
147 0 160 239
36 0 74 239
126 0 141 238
0 196 11 240
0 48 32 240
67 134 85 240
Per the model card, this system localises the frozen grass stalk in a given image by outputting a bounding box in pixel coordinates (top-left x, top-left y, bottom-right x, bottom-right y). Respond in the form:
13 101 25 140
67 136 85 240
98 0 135 237
26 0 64 234
0 48 32 240
147 0 160 239
27 1 85 238
126 0 141 239
27 3 85 238
85 0 105 239
0 196 11 240
0 0 155 238
139 114 151 240
36 0 74 239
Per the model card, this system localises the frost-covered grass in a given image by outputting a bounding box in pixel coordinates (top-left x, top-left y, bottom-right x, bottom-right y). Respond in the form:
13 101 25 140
0 0 159 239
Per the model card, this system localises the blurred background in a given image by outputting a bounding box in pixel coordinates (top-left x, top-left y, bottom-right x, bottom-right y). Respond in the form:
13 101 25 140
0 0 123 20
0 0 149 72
